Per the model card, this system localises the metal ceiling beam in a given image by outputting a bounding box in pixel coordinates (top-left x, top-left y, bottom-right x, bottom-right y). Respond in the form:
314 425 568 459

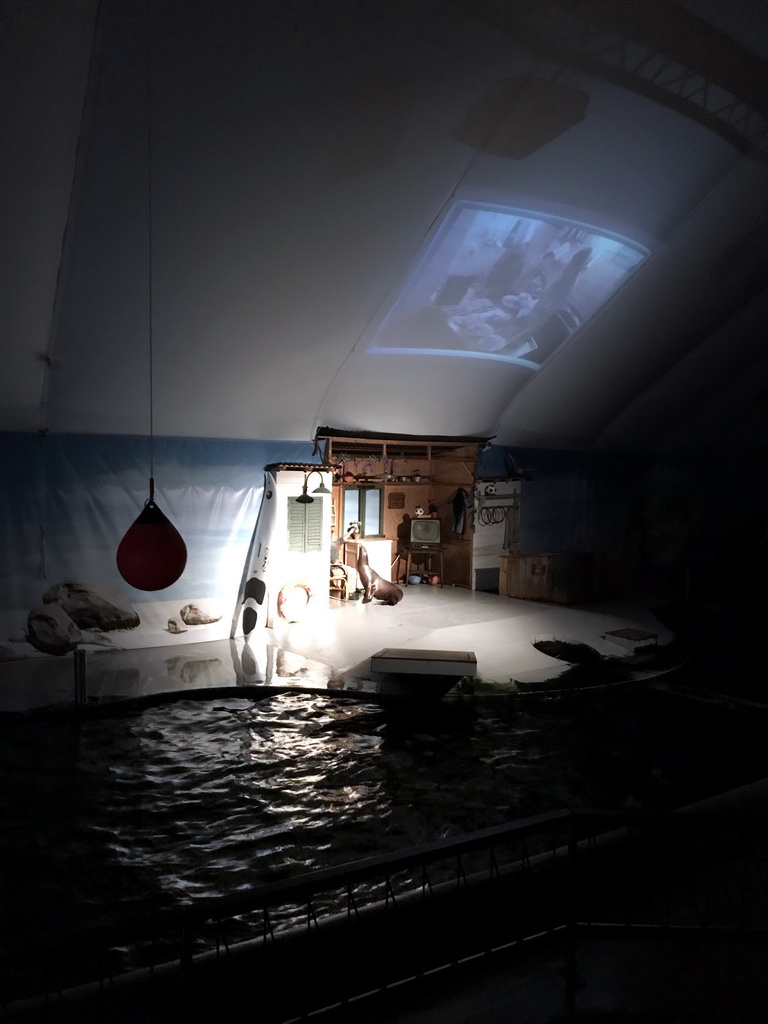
462 0 768 155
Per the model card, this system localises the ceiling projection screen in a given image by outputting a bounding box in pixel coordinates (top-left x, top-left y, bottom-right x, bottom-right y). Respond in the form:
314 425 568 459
367 198 649 367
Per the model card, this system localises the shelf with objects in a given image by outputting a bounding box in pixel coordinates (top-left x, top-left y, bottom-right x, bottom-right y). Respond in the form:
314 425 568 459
315 429 486 588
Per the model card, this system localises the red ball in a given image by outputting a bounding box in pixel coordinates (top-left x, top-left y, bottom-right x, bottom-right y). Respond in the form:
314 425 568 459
116 501 187 591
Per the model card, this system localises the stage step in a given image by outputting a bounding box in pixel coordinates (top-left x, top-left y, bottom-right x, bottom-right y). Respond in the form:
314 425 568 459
370 648 477 677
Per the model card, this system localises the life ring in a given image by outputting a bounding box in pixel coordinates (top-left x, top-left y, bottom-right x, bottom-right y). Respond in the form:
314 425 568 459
277 582 313 622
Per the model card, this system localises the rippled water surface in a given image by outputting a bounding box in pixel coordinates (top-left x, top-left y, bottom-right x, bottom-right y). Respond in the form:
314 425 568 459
2 685 767 942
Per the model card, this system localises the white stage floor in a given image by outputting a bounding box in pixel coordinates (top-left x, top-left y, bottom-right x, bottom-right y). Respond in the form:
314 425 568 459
0 586 676 712
276 584 673 686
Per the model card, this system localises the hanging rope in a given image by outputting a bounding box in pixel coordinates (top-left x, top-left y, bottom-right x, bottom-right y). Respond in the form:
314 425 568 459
146 0 155 487
308 6 548 443
478 505 508 526
34 2 106 581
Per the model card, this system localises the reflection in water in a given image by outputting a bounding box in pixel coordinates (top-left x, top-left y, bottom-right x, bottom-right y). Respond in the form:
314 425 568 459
234 637 268 685
164 656 225 686
1 687 767 946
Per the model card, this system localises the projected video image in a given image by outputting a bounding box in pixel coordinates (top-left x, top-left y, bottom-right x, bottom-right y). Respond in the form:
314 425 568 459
368 199 648 365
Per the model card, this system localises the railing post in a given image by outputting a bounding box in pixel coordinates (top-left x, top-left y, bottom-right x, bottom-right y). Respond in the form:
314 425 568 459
74 648 87 704
180 923 194 1021
565 813 578 1021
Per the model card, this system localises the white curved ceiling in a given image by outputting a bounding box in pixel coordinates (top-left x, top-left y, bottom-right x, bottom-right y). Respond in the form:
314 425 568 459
2 0 767 452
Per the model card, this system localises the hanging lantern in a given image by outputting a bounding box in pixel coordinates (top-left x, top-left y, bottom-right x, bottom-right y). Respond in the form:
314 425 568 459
117 481 187 591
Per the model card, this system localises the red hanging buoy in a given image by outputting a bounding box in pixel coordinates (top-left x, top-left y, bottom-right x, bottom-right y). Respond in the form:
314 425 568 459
116 491 187 591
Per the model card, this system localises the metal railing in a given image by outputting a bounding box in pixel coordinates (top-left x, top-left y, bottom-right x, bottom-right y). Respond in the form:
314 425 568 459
3 808 768 1022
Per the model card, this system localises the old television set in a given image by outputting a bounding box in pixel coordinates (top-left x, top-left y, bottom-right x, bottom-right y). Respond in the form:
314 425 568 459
409 518 441 548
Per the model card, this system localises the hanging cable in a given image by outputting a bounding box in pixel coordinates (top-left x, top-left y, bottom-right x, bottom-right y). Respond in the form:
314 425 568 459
146 0 155 487
309 5 551 442
115 0 187 591
34 2 106 581
38 0 106 433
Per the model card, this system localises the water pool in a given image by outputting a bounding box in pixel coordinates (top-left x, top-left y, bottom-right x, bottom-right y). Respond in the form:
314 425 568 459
1 683 767 950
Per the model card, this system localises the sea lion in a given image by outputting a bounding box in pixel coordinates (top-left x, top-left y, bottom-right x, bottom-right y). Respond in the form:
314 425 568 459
357 545 403 606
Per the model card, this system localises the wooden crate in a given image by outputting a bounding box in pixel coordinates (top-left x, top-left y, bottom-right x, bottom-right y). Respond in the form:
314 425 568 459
499 552 609 604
